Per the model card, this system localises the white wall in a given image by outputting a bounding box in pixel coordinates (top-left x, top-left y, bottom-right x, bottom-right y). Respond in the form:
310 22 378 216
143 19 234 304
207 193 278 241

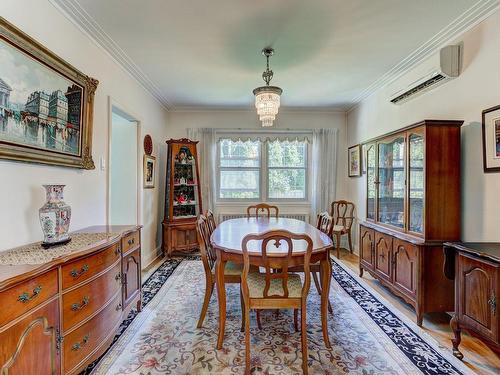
347 9 500 250
110 112 138 226
0 0 169 267
168 109 348 216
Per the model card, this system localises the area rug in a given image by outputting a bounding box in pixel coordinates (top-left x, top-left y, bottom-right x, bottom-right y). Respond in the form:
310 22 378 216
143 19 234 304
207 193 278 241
90 259 473 375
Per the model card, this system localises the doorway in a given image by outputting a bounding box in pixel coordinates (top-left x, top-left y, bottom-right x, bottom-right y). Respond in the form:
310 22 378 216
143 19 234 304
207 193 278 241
109 105 139 225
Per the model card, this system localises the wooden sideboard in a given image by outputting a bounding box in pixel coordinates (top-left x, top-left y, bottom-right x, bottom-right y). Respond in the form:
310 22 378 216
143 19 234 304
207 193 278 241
443 242 499 359
0 225 142 375
359 120 462 326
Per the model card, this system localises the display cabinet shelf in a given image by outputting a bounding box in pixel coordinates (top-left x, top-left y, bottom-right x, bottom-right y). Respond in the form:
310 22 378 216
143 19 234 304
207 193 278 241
359 119 463 326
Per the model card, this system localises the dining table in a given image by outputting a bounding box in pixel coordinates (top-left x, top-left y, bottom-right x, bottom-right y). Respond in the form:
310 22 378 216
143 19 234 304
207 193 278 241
210 217 334 350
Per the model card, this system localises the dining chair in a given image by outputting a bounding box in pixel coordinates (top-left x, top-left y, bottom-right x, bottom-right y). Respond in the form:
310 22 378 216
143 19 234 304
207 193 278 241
246 203 279 219
240 230 313 375
289 212 334 314
330 200 355 259
196 215 261 329
205 209 217 236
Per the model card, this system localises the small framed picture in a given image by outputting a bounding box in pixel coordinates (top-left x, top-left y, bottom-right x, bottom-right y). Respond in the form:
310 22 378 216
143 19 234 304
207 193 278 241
143 155 156 188
348 144 362 177
482 105 500 173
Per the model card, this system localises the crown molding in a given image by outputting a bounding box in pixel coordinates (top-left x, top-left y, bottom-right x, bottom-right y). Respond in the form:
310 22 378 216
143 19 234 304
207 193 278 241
347 0 500 113
49 0 171 110
169 105 347 114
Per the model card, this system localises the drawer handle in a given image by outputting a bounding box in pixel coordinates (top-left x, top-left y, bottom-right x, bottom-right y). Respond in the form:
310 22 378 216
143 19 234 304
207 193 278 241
115 246 121 255
71 334 90 351
17 285 42 303
70 264 89 279
128 238 135 246
488 292 496 315
71 296 90 311
115 272 122 282
116 303 122 311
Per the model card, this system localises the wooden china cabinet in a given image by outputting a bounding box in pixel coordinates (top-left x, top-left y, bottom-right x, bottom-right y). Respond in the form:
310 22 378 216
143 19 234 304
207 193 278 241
162 139 203 257
359 119 463 326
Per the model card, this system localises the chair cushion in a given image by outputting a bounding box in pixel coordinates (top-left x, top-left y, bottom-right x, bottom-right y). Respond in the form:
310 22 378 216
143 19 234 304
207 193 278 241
246 272 303 298
224 261 243 276
332 224 346 233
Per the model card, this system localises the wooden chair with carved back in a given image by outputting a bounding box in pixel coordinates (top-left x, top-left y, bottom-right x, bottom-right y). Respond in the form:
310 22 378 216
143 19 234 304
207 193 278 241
196 215 261 330
205 209 217 236
246 203 279 219
240 230 313 375
330 200 355 259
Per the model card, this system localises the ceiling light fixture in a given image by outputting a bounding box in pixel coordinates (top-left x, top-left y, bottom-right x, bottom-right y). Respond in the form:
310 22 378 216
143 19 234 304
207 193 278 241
253 48 282 127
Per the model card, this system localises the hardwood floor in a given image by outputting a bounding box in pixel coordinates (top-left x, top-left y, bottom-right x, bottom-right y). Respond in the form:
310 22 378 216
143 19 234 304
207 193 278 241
337 249 500 375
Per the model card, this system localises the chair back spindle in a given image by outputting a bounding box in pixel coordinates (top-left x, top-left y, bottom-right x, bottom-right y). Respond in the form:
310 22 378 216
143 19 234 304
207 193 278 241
196 215 217 271
316 212 334 236
206 209 217 236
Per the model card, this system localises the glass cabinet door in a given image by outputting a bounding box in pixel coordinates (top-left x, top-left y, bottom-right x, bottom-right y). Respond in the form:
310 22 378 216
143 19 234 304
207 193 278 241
366 143 376 220
377 136 405 228
408 132 424 234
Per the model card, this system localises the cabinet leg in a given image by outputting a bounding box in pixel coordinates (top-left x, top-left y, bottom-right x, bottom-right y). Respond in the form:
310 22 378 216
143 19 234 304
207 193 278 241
416 306 423 327
450 315 463 360
359 266 364 278
137 297 143 312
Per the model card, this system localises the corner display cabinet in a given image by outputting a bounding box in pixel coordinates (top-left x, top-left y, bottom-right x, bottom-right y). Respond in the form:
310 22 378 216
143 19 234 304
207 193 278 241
359 120 463 326
162 138 203 257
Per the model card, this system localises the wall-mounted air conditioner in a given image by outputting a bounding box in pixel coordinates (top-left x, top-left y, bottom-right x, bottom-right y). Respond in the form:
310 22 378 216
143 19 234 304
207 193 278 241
389 45 461 105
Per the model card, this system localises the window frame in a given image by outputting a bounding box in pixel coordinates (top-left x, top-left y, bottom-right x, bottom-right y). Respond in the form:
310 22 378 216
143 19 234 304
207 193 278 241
216 133 310 203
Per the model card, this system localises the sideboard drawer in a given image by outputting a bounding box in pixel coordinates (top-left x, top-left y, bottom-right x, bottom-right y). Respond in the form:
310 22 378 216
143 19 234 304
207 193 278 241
63 293 122 374
0 269 58 328
122 230 140 254
62 262 121 331
61 243 120 290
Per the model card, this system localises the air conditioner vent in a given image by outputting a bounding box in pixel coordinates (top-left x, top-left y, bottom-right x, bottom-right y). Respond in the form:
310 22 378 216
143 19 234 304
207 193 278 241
390 74 446 104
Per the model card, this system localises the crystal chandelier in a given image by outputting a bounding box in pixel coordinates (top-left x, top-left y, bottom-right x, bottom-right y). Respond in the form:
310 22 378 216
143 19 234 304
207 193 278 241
253 48 282 127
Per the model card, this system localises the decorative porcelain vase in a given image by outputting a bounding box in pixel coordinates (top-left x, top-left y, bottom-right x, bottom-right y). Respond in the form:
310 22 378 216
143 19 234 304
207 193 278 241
39 184 71 246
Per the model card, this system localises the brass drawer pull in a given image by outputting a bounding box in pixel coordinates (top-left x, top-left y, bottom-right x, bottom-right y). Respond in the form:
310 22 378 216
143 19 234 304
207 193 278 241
116 303 122 311
71 334 90 351
115 272 122 282
127 237 135 246
114 246 121 255
17 285 42 303
71 296 90 311
488 292 496 315
70 264 89 278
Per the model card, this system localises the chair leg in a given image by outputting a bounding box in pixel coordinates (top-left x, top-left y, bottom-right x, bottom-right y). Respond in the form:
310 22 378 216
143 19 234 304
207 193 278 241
312 272 322 295
300 303 309 375
348 231 353 253
240 288 245 333
244 305 251 375
256 310 262 330
336 233 341 259
197 278 214 328
294 309 299 332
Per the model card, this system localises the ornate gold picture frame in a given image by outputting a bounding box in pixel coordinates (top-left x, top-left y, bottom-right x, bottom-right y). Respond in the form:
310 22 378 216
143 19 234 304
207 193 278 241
0 17 97 169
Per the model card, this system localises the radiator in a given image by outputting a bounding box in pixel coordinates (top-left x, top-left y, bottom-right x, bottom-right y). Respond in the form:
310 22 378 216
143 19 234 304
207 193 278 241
219 213 309 222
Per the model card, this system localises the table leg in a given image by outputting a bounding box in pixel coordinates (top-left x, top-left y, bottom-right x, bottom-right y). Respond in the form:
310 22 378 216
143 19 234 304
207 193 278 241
320 257 332 349
216 257 227 350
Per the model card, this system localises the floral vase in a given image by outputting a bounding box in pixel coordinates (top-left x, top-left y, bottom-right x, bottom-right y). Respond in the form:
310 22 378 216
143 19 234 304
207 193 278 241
39 185 71 246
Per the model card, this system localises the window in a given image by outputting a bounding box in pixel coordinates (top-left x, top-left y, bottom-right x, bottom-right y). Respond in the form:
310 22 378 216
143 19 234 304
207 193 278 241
218 136 308 201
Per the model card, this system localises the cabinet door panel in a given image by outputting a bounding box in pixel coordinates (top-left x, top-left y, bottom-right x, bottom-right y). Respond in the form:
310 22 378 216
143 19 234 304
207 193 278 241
360 226 374 269
374 232 392 282
123 248 141 309
0 299 59 375
458 254 498 341
392 239 418 298
366 143 377 220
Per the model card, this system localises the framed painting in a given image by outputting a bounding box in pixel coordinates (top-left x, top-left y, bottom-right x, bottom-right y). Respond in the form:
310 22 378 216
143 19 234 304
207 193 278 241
482 105 500 173
144 155 156 189
348 144 361 177
0 17 97 169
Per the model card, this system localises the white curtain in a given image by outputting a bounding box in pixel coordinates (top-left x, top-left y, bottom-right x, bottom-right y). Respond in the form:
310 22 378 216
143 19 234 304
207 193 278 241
311 128 338 219
187 128 217 212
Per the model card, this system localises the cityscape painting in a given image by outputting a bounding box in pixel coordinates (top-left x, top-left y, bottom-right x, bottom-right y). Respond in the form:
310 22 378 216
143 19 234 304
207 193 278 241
0 17 97 169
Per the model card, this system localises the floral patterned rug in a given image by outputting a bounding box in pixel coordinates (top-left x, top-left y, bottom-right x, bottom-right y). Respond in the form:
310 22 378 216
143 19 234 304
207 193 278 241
89 259 472 375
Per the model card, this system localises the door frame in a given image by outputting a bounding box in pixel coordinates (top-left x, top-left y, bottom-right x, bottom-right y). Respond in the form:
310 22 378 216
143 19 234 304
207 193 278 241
107 96 142 226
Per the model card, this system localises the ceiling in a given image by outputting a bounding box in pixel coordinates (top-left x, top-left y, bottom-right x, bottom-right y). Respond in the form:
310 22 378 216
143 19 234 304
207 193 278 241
55 0 486 110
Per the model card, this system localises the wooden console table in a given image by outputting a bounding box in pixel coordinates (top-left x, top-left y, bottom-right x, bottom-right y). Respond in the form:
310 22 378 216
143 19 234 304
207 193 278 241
0 225 142 375
443 242 499 359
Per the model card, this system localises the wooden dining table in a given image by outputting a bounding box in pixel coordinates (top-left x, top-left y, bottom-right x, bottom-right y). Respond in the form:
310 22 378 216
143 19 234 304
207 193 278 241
210 217 334 350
